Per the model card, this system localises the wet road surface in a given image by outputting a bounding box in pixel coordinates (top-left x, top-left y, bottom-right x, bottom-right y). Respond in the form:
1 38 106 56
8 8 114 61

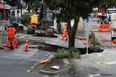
0 45 54 77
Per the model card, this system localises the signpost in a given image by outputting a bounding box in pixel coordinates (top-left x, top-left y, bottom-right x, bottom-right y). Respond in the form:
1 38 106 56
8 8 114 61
83 17 89 54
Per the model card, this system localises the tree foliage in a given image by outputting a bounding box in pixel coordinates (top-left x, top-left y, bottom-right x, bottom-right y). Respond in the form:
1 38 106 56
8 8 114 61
23 0 41 12
45 0 116 48
45 0 98 21
96 0 116 7
4 0 18 6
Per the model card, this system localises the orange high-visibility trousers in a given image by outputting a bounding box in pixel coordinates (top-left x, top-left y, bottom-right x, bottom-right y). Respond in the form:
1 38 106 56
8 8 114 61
61 23 68 41
61 31 68 41
6 27 16 48
7 36 15 48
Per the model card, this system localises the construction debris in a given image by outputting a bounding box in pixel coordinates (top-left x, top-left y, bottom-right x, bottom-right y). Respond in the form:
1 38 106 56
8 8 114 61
26 55 54 73
40 55 54 64
51 66 60 70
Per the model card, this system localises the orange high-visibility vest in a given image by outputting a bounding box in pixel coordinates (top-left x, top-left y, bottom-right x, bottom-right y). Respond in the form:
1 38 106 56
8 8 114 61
7 27 16 38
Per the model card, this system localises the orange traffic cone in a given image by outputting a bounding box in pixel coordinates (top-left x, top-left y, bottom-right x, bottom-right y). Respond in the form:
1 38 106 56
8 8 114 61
24 40 29 52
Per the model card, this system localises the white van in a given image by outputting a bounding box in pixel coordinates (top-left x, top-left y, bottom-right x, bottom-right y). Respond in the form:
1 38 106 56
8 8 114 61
107 8 116 21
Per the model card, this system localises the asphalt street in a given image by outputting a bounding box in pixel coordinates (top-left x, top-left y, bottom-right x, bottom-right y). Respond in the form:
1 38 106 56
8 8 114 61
0 45 54 77
0 18 115 77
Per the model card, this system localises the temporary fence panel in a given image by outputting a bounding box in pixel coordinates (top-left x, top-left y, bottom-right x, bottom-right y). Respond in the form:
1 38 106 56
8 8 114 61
0 20 8 45
111 29 116 47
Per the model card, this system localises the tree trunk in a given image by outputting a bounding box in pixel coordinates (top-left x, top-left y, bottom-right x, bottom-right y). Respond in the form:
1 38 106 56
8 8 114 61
68 19 79 49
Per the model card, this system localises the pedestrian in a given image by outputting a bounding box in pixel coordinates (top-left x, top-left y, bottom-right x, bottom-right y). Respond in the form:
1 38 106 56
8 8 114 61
108 15 111 22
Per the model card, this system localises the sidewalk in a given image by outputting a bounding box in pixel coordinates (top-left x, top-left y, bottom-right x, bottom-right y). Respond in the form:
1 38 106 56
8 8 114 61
45 34 87 48
75 48 116 77
16 33 86 48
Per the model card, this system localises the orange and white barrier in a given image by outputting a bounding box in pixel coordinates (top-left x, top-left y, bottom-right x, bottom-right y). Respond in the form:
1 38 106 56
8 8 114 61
99 24 111 32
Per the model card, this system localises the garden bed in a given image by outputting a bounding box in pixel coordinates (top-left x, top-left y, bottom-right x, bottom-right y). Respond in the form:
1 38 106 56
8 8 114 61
38 59 67 74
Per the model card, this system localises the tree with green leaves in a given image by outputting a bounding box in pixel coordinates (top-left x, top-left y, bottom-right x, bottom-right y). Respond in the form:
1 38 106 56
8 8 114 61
45 0 96 49
5 0 40 12
45 0 116 49
23 0 41 12
5 0 18 6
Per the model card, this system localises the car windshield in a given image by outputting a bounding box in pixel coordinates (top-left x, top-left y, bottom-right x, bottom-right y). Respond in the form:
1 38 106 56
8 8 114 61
107 10 116 14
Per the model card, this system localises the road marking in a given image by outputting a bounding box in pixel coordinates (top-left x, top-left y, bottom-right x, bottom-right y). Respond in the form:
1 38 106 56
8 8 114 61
96 53 102 57
94 61 107 66
104 61 116 65
89 74 101 77
26 70 31 73
94 61 116 66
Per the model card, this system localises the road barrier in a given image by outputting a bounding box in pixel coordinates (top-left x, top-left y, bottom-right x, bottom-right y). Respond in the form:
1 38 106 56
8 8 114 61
99 24 111 32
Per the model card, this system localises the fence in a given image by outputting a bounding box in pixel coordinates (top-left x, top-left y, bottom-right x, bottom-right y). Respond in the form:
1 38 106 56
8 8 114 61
77 20 112 47
77 20 99 37
0 20 8 45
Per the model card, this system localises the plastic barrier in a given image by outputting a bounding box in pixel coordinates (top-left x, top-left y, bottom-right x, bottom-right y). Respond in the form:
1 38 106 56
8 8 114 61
99 24 111 32
112 39 116 44
77 36 83 40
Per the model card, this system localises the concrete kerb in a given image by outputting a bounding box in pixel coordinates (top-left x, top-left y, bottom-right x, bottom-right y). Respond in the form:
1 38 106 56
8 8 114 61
26 55 54 73
0 45 5 49
39 67 68 74
38 59 82 74
38 59 69 74
27 54 68 74
38 55 68 74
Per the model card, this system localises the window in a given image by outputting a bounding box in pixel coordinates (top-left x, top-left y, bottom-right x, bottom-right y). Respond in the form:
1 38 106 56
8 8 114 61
107 10 116 14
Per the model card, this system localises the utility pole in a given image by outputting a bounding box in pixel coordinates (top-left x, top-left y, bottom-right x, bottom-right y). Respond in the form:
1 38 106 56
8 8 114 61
39 0 44 29
17 0 21 23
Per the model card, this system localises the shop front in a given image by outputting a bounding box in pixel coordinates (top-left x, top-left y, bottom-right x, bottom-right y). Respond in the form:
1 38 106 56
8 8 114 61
0 2 10 20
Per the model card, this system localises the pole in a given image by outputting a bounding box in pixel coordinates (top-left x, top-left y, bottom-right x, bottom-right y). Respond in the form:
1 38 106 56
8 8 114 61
86 17 89 55
39 0 44 29
86 22 89 55
17 0 20 23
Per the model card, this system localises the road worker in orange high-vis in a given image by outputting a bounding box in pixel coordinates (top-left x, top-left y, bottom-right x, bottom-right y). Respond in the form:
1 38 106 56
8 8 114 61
61 23 68 41
6 24 16 49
